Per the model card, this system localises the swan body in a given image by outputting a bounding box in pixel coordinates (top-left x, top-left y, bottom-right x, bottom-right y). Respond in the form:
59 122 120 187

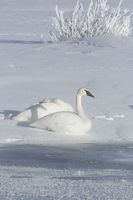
32 87 95 135
13 98 73 122
32 111 91 135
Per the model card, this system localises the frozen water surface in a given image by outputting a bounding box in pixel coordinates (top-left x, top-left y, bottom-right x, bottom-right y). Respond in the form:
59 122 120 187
0 143 133 200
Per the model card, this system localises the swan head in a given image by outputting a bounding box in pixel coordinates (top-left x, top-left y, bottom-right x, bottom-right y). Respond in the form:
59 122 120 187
78 87 95 98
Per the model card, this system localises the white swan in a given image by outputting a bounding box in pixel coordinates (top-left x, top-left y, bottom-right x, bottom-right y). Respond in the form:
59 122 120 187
32 87 95 135
13 98 73 122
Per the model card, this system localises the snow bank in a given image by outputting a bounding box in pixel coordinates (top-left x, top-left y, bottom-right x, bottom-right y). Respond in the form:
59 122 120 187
0 0 133 145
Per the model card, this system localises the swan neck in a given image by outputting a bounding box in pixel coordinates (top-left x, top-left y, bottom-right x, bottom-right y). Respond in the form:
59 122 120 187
76 94 87 120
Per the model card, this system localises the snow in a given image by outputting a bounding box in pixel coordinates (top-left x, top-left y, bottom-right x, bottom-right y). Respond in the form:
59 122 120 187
0 0 133 199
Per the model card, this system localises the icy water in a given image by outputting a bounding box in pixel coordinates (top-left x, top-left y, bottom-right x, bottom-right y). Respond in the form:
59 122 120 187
0 143 133 200
0 143 133 170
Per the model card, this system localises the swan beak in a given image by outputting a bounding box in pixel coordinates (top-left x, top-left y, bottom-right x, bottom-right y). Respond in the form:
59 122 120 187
86 90 95 98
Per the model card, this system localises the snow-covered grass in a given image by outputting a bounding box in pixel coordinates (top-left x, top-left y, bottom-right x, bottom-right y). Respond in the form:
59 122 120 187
51 0 133 41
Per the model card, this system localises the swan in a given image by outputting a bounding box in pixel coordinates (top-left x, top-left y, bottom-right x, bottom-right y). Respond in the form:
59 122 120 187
13 97 73 122
32 87 95 135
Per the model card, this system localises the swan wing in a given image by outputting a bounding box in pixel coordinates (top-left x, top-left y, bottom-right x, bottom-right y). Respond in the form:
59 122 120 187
13 99 73 122
13 103 40 122
41 98 73 112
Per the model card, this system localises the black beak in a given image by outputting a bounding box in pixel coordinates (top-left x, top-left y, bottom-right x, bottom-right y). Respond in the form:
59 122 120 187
85 90 95 98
